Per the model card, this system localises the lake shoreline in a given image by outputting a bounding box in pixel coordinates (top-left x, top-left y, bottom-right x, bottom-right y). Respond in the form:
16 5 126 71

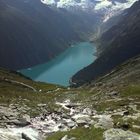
20 42 97 86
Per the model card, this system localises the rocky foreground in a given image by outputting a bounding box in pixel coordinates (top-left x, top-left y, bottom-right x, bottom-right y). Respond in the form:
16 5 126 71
0 56 139 140
0 90 140 140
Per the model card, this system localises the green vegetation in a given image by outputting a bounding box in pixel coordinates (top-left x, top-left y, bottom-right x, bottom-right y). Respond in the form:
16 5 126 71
112 115 140 134
47 127 104 140
0 68 65 116
120 84 140 97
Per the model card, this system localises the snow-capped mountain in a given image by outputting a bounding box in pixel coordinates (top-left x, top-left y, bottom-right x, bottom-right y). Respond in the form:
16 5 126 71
41 0 95 10
94 0 138 22
41 0 137 21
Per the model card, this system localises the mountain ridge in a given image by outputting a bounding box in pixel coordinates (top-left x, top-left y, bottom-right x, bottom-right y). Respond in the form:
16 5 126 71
72 0 140 86
0 0 98 70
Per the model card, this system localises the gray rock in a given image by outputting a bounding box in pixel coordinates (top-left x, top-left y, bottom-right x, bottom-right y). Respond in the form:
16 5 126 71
84 124 90 128
67 121 76 128
104 128 140 140
22 133 32 140
123 111 130 116
61 135 76 140
76 119 88 126
22 114 30 122
107 91 118 96
82 108 92 115
7 119 30 127
0 127 40 140
37 104 46 107
94 115 113 129
61 135 68 140
119 122 130 130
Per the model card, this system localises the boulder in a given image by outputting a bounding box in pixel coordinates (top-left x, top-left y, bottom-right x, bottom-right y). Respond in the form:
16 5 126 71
7 119 30 127
107 91 118 96
22 114 30 122
123 111 130 116
82 108 92 115
94 115 113 129
104 128 140 140
37 104 46 107
120 123 130 130
67 121 76 128
61 135 76 140
22 133 32 140
61 135 68 140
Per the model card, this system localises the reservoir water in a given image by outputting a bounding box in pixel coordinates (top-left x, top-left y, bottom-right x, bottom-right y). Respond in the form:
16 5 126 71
20 42 96 86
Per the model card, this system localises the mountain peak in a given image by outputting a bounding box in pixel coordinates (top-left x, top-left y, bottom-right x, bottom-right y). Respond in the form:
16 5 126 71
41 0 137 21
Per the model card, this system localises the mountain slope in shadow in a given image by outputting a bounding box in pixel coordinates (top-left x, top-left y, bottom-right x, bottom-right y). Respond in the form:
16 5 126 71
72 0 140 86
0 0 98 70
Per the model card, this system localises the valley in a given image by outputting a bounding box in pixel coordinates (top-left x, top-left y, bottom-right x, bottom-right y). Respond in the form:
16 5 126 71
72 0 140 86
0 0 140 140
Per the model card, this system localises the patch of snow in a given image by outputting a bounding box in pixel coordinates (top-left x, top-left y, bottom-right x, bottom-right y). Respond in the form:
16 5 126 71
94 0 112 10
95 0 137 22
41 0 94 9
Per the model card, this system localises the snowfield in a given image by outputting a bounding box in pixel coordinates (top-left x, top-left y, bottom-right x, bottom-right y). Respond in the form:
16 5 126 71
41 0 137 21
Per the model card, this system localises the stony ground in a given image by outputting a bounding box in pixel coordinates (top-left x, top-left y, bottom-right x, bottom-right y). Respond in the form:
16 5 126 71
0 56 139 140
0 84 139 140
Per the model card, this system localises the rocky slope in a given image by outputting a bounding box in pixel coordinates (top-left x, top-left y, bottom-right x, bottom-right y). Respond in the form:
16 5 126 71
0 55 139 140
72 0 140 86
0 0 98 70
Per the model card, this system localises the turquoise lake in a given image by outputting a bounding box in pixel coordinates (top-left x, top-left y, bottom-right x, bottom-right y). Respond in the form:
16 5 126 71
20 42 96 86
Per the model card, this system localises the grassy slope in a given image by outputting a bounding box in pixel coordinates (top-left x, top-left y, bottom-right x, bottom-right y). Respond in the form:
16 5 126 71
47 56 140 139
0 68 64 115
